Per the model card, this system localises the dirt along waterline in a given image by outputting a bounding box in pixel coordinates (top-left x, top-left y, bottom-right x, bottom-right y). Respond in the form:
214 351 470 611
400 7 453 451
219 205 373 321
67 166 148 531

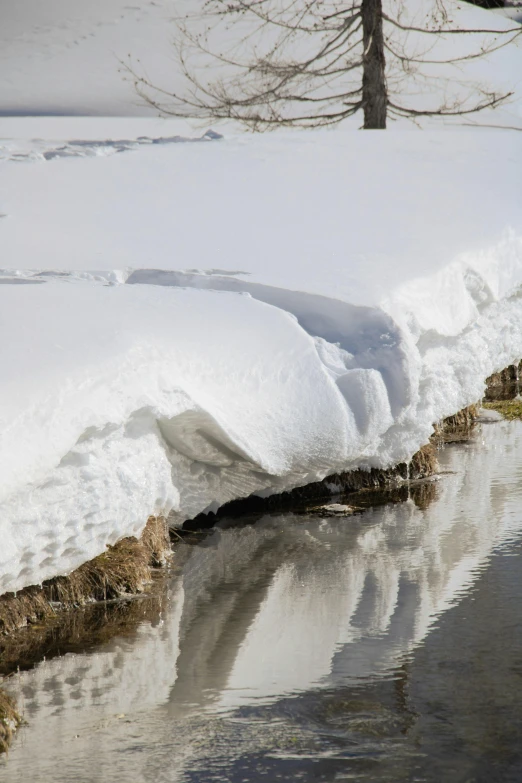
1 412 522 781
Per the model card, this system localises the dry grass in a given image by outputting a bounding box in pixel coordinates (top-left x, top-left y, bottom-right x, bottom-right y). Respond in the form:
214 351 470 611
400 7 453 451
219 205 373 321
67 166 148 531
0 588 51 640
140 514 172 566
334 442 438 493
441 404 480 431
485 362 522 402
486 361 522 389
409 477 438 510
0 585 166 679
410 443 438 476
0 689 21 754
483 400 522 421
0 532 170 755
431 404 480 445
0 517 171 637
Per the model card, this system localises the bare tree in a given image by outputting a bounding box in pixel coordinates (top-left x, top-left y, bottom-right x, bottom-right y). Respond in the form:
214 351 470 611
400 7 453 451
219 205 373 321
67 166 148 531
126 0 522 129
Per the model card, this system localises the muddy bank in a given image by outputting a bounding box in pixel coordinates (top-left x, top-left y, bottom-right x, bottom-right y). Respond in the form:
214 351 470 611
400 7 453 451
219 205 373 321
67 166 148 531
0 516 172 753
0 690 21 755
482 362 522 420
0 516 171 638
0 556 178 755
484 361 522 401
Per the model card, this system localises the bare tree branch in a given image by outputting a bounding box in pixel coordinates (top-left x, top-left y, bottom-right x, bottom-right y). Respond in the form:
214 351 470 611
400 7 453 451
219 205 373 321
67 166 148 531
126 0 522 130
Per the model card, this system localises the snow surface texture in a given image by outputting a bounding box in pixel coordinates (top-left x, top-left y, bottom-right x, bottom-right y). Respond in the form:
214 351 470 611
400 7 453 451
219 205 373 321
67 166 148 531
1 128 522 593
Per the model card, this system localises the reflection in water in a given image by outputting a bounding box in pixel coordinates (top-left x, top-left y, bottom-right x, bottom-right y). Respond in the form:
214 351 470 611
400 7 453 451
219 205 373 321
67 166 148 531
2 419 522 782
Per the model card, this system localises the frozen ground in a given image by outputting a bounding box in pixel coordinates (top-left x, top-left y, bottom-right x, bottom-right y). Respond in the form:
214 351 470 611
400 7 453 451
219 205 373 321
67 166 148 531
0 127 522 593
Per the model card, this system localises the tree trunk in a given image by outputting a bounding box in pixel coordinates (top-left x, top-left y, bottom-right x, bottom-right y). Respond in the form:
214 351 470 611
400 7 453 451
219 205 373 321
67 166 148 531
361 0 387 129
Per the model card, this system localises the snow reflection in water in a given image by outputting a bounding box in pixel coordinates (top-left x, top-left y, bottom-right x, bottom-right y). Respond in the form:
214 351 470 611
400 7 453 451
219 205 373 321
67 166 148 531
2 418 522 782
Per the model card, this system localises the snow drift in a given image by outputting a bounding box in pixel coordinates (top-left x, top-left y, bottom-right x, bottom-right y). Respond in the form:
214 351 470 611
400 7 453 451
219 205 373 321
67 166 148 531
0 128 522 594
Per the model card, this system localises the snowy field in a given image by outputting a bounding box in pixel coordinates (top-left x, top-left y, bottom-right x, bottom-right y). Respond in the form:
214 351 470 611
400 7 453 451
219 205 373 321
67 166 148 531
1 0 522 594
0 0 521 127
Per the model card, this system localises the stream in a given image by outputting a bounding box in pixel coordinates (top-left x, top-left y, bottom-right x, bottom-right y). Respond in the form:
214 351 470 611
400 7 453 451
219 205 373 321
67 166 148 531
2 417 522 782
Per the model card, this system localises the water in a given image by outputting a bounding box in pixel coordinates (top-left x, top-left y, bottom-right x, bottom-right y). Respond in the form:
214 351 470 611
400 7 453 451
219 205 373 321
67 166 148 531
2 418 522 782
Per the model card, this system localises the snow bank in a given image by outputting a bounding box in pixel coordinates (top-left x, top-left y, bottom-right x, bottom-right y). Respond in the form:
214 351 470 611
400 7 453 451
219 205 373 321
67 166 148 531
0 283 354 593
0 128 522 593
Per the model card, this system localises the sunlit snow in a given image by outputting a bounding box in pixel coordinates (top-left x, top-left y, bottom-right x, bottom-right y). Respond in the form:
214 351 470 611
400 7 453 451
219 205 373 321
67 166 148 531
0 126 521 592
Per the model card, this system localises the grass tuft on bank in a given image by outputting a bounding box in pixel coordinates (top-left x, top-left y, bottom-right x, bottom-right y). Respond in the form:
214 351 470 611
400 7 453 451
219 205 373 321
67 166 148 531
0 516 171 637
483 400 522 420
0 689 22 754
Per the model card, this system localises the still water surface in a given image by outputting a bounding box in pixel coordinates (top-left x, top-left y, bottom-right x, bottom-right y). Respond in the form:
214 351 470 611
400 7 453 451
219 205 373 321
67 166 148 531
2 418 522 782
